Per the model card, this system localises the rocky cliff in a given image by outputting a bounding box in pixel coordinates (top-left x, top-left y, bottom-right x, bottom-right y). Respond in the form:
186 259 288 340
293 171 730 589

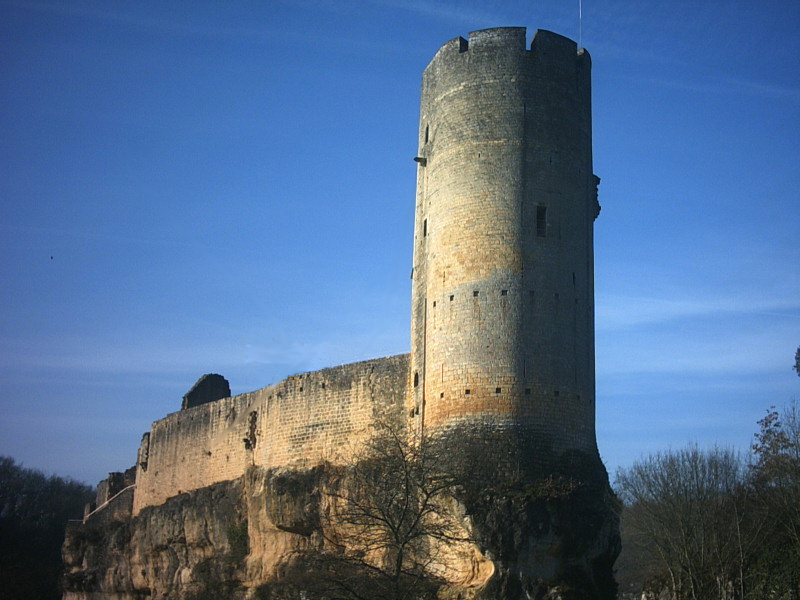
63 453 618 600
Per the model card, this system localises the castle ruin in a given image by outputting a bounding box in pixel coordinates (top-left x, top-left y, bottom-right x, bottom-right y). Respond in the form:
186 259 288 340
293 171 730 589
64 28 619 600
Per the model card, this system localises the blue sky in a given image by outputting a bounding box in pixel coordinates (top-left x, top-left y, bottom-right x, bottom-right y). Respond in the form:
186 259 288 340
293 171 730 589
1 0 797 485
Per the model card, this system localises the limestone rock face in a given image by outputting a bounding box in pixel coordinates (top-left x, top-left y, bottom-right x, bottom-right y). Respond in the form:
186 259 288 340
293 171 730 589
63 468 322 600
63 479 247 600
63 461 618 600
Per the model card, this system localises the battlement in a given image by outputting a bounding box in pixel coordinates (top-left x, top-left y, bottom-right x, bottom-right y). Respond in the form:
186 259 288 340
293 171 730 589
427 27 587 71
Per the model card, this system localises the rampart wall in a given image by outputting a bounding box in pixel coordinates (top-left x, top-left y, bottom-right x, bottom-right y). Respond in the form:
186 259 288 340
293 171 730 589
132 354 409 514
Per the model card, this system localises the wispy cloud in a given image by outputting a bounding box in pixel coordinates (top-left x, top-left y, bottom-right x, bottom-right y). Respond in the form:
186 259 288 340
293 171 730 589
635 72 800 103
597 315 799 378
362 0 509 26
597 293 799 331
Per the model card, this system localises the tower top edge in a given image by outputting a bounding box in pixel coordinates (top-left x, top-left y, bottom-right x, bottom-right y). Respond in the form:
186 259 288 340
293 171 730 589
426 27 586 71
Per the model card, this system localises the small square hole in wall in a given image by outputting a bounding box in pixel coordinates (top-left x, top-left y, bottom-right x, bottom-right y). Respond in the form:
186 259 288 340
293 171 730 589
473 290 479 297
299 386 303 392
495 387 502 393
465 389 471 395
501 290 508 296
449 295 454 301
321 382 326 389
440 392 444 398
433 301 436 307
525 388 531 395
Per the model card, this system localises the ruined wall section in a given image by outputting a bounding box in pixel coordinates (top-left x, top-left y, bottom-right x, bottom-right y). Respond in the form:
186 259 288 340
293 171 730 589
133 354 409 514
133 392 253 514
256 353 409 469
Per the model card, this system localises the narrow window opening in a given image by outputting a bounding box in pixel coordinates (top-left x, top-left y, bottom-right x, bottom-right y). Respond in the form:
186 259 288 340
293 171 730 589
299 386 303 392
432 300 436 307
473 290 479 297
495 387 502 394
465 389 471 395
321 382 325 389
423 219 427 237
536 205 547 237
501 289 508 296
572 272 576 286
440 392 444 398
449 295 454 301
424 125 429 143
413 372 419 387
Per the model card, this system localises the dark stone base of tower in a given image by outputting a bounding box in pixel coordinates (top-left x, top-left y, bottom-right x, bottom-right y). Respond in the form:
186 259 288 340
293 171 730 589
438 424 620 599
63 26 620 600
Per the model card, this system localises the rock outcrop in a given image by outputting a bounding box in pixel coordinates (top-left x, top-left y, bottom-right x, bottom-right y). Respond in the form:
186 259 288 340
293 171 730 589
63 459 618 600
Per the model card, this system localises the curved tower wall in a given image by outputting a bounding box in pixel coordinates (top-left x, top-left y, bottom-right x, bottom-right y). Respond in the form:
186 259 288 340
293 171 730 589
409 27 600 455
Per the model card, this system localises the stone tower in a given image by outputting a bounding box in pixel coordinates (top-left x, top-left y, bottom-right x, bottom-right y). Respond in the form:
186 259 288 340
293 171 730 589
410 27 600 457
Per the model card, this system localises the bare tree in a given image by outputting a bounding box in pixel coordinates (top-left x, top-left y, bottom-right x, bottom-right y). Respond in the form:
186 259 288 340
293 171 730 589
271 423 467 600
616 398 800 600
615 446 748 600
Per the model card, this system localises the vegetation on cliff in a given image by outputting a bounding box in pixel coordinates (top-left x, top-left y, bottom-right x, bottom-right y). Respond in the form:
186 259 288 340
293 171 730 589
260 423 467 600
260 423 619 600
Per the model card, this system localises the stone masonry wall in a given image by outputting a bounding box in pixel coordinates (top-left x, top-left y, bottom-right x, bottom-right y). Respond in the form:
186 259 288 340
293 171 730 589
133 354 409 514
409 28 598 456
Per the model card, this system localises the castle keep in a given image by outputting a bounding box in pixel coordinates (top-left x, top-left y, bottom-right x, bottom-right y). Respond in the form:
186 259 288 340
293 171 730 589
409 27 599 452
68 27 618 600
